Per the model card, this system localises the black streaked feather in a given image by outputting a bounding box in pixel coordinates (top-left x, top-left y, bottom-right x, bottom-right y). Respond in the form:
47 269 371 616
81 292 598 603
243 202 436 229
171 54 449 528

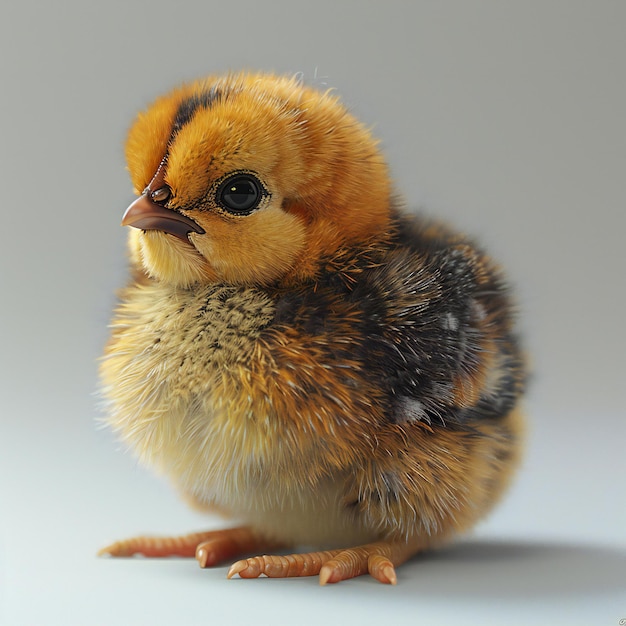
171 87 226 136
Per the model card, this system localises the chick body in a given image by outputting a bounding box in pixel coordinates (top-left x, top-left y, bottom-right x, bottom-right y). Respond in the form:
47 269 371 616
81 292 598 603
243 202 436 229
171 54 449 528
100 72 526 583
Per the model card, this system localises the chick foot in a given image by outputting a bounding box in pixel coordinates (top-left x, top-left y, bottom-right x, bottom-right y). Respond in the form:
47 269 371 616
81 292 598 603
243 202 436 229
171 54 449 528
98 526 280 563
227 540 423 584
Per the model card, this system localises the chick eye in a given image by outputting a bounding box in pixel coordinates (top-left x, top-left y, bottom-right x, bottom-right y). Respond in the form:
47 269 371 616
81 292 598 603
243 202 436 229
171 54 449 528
217 174 264 214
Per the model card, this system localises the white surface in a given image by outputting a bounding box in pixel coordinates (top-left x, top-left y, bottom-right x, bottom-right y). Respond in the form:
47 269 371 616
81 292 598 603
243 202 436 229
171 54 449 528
2 404 625 626
1 1 625 624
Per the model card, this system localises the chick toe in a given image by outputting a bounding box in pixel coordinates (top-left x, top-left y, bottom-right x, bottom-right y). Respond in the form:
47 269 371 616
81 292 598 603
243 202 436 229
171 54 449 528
318 540 427 585
98 530 219 558
227 549 341 579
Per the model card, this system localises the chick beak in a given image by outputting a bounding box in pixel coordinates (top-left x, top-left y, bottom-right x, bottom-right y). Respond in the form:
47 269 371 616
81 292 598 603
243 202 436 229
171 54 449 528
121 195 205 243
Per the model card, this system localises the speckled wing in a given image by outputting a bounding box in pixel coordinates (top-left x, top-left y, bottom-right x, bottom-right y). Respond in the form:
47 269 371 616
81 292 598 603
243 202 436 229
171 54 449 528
271 211 526 430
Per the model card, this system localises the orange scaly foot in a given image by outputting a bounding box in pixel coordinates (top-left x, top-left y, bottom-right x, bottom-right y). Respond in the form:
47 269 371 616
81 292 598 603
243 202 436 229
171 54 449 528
228 539 424 584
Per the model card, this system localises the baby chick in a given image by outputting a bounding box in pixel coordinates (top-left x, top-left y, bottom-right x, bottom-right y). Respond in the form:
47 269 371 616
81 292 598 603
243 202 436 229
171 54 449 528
99 72 526 584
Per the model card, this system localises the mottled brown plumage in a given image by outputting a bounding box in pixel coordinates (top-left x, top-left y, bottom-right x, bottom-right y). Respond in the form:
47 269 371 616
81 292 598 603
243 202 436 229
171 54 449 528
99 72 526 584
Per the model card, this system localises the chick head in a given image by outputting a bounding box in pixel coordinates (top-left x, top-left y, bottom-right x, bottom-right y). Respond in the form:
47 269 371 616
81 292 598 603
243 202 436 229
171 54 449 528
123 73 391 287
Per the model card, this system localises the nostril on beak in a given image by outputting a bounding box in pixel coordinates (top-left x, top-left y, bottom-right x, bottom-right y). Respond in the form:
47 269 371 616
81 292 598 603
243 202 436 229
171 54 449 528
150 186 171 205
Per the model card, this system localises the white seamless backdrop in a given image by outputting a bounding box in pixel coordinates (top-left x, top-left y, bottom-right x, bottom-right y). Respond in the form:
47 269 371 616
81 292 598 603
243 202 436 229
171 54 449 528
1 2 624 625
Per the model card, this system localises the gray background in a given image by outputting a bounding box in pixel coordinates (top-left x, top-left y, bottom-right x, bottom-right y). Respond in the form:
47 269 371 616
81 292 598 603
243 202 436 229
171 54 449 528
1 1 624 625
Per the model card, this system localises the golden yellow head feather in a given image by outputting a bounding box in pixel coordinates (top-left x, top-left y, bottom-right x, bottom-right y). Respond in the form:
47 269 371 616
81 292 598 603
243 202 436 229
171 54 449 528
124 72 391 287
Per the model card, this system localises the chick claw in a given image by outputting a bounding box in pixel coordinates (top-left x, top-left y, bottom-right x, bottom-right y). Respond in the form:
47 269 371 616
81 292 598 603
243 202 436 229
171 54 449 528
227 542 407 585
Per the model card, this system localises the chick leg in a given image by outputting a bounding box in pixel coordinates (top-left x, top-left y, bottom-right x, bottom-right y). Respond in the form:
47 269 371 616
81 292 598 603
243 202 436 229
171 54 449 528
98 526 284 566
228 538 427 585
